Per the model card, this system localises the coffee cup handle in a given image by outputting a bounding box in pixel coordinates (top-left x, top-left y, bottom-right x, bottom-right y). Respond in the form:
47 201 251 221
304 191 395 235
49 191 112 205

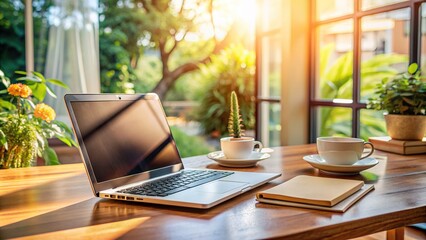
361 142 375 159
254 141 263 153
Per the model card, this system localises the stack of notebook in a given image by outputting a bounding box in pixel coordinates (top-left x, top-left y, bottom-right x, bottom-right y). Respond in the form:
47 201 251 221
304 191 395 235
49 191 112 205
256 175 374 212
368 136 426 155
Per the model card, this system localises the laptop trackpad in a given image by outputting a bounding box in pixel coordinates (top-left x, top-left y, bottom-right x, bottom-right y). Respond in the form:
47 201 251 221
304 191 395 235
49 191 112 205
195 180 248 194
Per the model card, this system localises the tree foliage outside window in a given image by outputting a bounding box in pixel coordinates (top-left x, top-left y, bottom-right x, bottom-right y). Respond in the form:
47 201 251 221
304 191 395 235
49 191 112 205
0 1 26 79
196 44 255 137
319 44 408 139
99 0 243 99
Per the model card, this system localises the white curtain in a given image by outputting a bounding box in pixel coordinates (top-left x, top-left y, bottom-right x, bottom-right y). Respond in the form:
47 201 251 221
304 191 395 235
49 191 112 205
44 0 100 122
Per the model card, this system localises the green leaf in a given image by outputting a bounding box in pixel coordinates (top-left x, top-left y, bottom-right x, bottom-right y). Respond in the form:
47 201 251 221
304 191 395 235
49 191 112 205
0 99 15 110
30 83 47 101
32 71 46 83
0 89 8 94
0 129 8 150
14 70 28 75
47 79 69 89
52 121 78 147
206 104 221 117
23 98 36 109
319 44 333 78
45 84 57 98
16 76 42 82
56 136 76 147
35 132 46 151
408 63 418 75
42 146 60 165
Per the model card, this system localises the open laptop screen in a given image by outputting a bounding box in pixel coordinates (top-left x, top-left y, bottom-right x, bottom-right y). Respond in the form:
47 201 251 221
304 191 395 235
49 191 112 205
70 97 182 183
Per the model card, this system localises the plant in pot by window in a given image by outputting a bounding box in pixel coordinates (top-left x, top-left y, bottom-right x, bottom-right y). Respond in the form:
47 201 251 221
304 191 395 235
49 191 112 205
220 91 262 159
0 70 77 168
367 63 426 140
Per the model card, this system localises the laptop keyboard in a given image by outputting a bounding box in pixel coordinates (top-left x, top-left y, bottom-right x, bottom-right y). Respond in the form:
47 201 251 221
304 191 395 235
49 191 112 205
118 170 234 197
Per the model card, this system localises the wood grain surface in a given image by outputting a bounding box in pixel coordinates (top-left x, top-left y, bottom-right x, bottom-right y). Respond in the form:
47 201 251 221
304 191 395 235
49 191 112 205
1 145 425 239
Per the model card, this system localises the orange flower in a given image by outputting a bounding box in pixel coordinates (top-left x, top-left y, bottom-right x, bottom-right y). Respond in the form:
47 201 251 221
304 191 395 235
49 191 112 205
34 103 56 123
7 83 32 98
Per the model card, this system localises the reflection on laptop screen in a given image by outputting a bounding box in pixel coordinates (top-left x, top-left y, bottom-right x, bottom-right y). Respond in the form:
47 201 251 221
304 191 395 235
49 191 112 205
71 98 182 183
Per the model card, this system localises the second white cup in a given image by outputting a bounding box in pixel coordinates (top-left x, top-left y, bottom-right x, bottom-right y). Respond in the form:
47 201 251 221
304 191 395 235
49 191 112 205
316 137 375 165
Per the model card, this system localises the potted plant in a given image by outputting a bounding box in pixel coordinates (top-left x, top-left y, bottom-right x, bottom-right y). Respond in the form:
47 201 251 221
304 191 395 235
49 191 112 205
228 91 244 139
220 91 262 159
367 63 426 140
0 70 77 168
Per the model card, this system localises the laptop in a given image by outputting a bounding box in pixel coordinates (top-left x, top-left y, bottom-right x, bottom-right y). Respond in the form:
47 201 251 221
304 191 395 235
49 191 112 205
64 93 281 209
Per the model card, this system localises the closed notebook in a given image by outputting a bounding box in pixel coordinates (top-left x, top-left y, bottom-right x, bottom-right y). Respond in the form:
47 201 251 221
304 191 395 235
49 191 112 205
257 184 374 213
256 175 364 207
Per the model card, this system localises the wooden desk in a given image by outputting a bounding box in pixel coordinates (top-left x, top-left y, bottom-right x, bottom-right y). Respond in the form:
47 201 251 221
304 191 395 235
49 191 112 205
1 145 425 239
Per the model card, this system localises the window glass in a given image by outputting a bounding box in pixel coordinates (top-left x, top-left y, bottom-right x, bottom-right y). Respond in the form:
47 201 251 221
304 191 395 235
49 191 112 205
260 0 281 32
33 0 52 74
362 0 407 11
0 1 26 78
260 102 281 147
421 3 426 73
360 8 410 102
315 20 353 101
316 0 353 21
261 34 281 98
360 109 386 141
315 107 352 137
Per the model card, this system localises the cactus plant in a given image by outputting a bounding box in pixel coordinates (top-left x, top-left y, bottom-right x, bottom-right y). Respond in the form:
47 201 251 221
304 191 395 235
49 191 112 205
228 91 244 138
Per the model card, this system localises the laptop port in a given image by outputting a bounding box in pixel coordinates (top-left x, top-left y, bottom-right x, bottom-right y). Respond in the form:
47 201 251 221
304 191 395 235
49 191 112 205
110 195 116 199
127 197 135 200
136 198 143 201
117 196 125 200
104 194 109 198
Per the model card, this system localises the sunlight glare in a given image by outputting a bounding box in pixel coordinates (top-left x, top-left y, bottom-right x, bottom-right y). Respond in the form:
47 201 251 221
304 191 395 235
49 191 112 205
234 0 256 31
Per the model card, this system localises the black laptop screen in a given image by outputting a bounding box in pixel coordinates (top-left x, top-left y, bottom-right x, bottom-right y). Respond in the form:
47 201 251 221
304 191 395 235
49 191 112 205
70 99 182 183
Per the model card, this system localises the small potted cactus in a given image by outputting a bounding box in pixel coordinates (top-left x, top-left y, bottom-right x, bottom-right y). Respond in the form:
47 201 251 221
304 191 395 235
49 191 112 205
220 91 262 159
228 91 244 138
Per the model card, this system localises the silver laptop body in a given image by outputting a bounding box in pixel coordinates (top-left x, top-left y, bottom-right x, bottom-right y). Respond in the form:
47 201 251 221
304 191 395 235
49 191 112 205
64 93 280 209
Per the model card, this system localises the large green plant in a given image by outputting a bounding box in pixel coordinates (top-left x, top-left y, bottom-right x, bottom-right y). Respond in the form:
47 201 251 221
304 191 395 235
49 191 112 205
319 44 408 139
196 45 255 137
367 63 426 115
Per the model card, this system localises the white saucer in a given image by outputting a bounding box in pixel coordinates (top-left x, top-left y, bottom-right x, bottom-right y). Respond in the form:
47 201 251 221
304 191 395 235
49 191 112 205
207 151 270 167
303 154 379 174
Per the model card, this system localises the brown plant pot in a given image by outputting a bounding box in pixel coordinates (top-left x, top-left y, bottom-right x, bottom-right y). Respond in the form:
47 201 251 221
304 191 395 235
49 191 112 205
384 114 426 140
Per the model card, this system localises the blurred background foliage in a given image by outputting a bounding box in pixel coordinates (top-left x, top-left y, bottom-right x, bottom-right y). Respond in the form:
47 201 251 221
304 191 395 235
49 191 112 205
195 44 255 137
319 44 408 140
0 0 26 79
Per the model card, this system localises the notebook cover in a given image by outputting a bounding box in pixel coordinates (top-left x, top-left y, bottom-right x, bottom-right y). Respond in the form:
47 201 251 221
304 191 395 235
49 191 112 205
256 175 364 207
257 184 374 213
369 137 426 155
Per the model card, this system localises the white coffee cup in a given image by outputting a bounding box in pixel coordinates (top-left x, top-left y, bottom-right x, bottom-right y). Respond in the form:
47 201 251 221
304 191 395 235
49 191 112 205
316 137 375 165
220 137 263 159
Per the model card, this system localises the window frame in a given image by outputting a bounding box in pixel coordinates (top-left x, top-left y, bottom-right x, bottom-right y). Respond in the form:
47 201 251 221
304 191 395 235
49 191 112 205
309 0 424 142
255 0 282 146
